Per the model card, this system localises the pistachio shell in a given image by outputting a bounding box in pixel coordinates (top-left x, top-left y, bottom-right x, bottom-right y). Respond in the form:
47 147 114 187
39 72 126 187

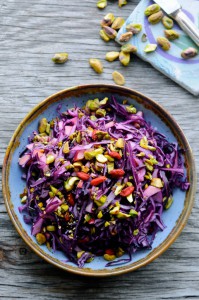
105 51 120 62
148 11 164 24
112 71 125 85
144 4 160 16
89 58 103 74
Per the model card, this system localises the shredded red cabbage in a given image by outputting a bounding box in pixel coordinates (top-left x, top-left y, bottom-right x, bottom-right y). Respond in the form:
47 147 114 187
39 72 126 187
18 97 189 268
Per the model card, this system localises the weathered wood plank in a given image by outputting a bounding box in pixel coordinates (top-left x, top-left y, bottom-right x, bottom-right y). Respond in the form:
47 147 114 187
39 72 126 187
0 0 199 299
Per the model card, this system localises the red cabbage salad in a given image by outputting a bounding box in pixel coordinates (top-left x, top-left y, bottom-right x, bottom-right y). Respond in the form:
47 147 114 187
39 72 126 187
18 97 189 267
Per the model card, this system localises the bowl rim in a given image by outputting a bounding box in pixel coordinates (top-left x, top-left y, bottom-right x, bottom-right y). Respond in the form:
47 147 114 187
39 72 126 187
2 84 197 277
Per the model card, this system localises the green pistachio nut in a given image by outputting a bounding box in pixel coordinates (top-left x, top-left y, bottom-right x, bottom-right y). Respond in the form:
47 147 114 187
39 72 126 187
119 51 130 66
97 0 107 9
36 233 46 245
101 13 115 27
100 29 110 42
121 44 137 53
126 23 142 34
157 36 171 51
118 0 127 7
96 108 107 117
144 4 160 16
104 254 116 261
165 196 173 209
148 11 164 24
52 53 68 64
103 26 117 39
162 16 173 29
119 32 133 43
144 44 157 53
112 71 125 85
105 51 120 62
181 47 198 59
126 105 137 114
86 99 100 110
89 58 103 74
38 118 48 133
111 17 125 30
164 29 179 40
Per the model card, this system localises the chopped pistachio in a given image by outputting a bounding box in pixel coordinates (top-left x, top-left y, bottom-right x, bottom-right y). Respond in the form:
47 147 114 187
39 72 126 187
107 161 114 173
86 99 100 111
63 141 69 154
126 105 137 114
126 193 133 203
151 178 163 188
50 185 58 195
96 154 108 163
38 118 48 134
38 202 43 208
133 229 139 236
97 211 103 218
96 108 107 117
46 225 56 232
165 196 173 209
21 195 27 204
94 195 107 207
114 184 125 196
84 214 91 222
116 247 125 257
64 176 79 191
145 155 158 165
129 209 138 217
119 51 130 66
140 136 156 151
36 233 46 245
77 251 85 259
105 154 114 162
61 204 69 212
117 211 130 219
145 172 153 180
84 148 103 160
144 44 157 53
104 221 110 227
52 53 68 64
100 97 109 105
104 253 116 261
46 154 55 164
141 33 147 42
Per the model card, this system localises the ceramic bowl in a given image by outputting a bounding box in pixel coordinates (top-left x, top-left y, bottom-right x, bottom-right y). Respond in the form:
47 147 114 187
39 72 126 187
2 84 196 276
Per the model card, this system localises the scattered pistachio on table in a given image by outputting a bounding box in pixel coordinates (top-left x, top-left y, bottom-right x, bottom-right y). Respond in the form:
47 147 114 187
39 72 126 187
126 23 142 34
103 26 117 39
144 4 160 16
105 51 120 62
148 10 164 24
162 16 173 29
111 17 125 30
112 71 125 85
119 51 130 66
99 29 110 42
181 47 198 59
118 0 127 7
89 58 103 74
97 0 107 9
157 37 171 51
52 53 68 64
101 13 115 27
119 32 133 42
121 44 137 53
164 29 180 40
144 44 157 53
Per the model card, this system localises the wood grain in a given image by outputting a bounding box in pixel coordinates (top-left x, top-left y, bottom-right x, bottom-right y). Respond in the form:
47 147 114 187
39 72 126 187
0 0 198 299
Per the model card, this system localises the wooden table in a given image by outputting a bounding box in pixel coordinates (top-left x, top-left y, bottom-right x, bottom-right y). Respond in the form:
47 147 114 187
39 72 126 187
0 0 198 298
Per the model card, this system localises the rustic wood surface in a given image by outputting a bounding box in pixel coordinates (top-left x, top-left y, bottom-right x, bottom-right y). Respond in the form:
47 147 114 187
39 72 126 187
0 0 198 299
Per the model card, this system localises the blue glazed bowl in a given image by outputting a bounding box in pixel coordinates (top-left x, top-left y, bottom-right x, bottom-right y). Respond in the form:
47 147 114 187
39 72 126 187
2 84 196 276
